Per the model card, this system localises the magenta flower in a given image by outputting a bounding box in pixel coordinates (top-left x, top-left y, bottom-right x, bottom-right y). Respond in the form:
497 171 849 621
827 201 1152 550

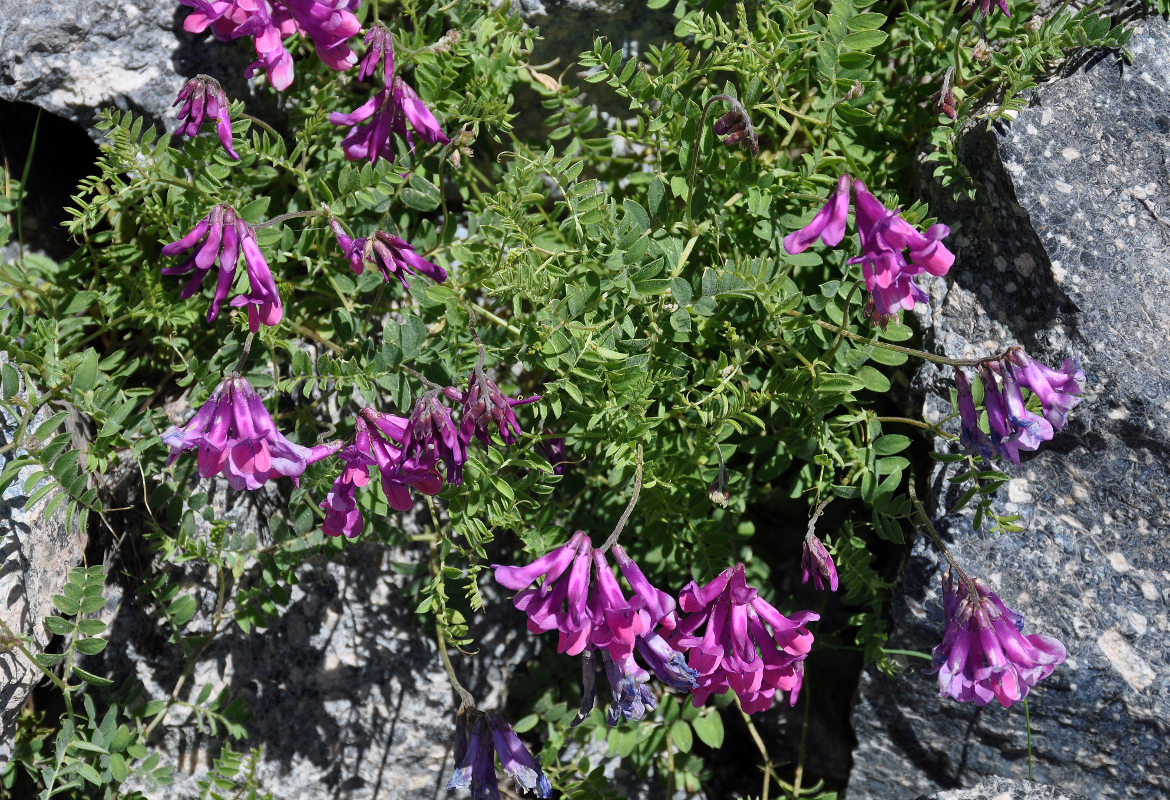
358 407 443 512
330 220 446 289
174 75 239 160
330 76 449 164
928 570 1065 707
160 204 283 331
161 374 339 490
669 563 818 713
1007 347 1083 432
459 367 540 449
783 174 852 254
180 0 360 91
320 417 376 538
357 23 395 85
401 391 466 486
495 535 696 724
447 710 552 799
978 361 1053 464
965 0 1010 17
801 533 838 592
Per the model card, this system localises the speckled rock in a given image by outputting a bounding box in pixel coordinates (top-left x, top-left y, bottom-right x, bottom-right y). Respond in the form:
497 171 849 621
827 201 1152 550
846 16 1170 800
0 352 87 769
915 777 1092 800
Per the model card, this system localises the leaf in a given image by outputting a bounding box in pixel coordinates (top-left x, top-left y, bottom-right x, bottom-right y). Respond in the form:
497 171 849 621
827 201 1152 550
692 711 724 748
873 434 910 455
857 365 890 393
72 666 114 687
835 105 875 126
44 616 74 636
669 719 693 753
1 363 19 399
168 595 197 627
109 753 129 783
73 348 99 393
847 12 887 30
842 30 888 50
75 637 108 655
401 175 442 211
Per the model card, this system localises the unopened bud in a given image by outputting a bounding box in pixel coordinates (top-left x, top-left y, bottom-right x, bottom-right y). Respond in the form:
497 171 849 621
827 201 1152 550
972 40 992 63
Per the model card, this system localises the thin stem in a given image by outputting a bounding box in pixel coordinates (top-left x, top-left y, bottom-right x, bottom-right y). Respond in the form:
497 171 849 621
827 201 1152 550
254 209 323 230
0 617 74 692
233 333 256 374
907 479 980 600
239 112 285 144
793 678 813 798
1023 697 1034 780
782 310 1012 367
875 415 958 438
737 698 775 800
685 95 724 227
435 616 475 712
598 443 644 552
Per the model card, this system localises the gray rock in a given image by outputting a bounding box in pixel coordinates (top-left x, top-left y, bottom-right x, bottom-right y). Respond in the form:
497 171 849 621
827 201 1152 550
914 776 1092 800
0 352 87 768
847 16 1170 800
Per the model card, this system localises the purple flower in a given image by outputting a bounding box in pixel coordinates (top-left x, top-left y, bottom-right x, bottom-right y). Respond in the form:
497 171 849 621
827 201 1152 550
359 407 443 512
1007 347 1083 432
801 533 838 592
180 0 360 91
783 174 852 254
669 563 818 713
965 0 1010 17
955 369 995 460
495 535 696 725
712 107 759 155
850 180 954 324
401 391 466 486
161 374 339 490
358 23 395 86
330 76 449 164
174 75 239 160
330 220 447 289
458 367 540 449
320 417 376 538
978 361 1054 464
536 435 567 475
928 570 1065 707
161 204 284 331
447 710 552 799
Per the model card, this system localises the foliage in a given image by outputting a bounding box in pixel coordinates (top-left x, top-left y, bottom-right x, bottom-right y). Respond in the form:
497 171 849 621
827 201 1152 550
0 0 1118 796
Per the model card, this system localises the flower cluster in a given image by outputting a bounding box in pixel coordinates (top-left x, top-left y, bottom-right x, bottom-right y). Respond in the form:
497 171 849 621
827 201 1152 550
329 21 449 163
670 563 818 713
179 0 361 91
161 374 339 490
174 75 238 160
319 370 537 538
955 347 1084 463
801 533 838 592
447 710 551 800
783 174 955 325
161 204 284 331
928 570 1066 707
493 533 698 724
330 220 447 289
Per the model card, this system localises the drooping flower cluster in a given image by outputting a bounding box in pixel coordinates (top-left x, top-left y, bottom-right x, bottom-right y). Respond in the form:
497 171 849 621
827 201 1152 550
493 533 698 725
161 204 283 331
446 710 552 800
161 374 339 490
801 533 838 592
330 220 447 289
173 75 239 160
670 563 819 713
955 347 1084 463
329 21 449 163
928 570 1066 707
713 106 759 156
179 0 361 91
318 370 537 537
783 174 955 325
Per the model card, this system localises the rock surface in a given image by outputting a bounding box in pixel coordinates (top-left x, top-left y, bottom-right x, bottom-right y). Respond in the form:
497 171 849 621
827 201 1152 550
0 353 87 768
847 17 1170 800
914 777 1092 800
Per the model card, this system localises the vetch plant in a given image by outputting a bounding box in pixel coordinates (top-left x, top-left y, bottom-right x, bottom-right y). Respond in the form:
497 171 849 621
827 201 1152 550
0 0 1118 796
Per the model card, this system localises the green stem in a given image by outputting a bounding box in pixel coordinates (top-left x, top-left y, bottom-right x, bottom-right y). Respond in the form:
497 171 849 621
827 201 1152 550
0 617 74 692
738 699 775 800
599 443 644 552
239 112 284 144
1024 697 1034 780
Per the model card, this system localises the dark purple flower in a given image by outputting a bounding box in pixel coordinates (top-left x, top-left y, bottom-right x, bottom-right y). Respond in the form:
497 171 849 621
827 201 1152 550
536 435 567 475
358 23 395 86
801 533 838 592
928 570 1065 707
447 710 552 799
977 361 1053 464
712 106 758 155
359 407 443 512
401 391 466 486
965 0 1010 17
602 650 656 725
174 75 239 160
459 367 540 449
330 220 447 289
161 204 283 331
180 0 360 91
330 75 449 164
783 174 852 254
320 417 376 538
955 369 995 460
669 563 818 713
161 374 339 490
